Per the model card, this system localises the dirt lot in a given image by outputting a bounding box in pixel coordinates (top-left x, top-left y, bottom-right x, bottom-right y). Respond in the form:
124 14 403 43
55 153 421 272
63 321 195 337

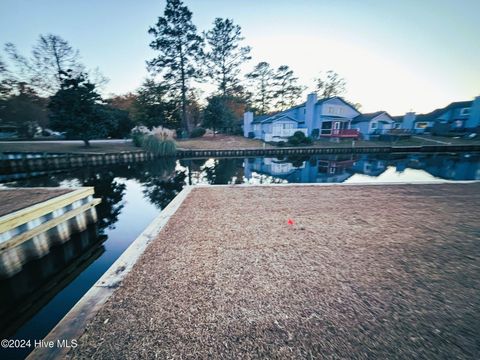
0 188 72 217
69 183 480 359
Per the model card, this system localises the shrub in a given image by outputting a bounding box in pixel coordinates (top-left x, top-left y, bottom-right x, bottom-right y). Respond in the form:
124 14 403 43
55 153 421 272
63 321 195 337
277 141 286 147
132 132 144 147
142 135 177 156
248 131 255 139
190 127 206 138
288 131 312 146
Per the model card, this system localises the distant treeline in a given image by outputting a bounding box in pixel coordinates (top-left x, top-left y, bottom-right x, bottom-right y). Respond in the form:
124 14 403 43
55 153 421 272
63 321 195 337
0 0 355 144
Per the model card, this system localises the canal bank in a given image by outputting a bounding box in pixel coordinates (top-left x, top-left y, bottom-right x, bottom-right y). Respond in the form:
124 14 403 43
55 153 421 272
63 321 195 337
1 143 480 175
30 182 480 359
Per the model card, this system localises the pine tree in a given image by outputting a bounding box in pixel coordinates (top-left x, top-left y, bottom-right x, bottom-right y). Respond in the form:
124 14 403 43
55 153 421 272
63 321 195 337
147 0 204 134
315 70 346 98
204 18 251 97
245 62 275 115
273 65 304 110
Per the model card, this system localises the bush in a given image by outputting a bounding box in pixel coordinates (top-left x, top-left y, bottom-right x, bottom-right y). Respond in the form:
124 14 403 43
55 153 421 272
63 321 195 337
311 128 320 138
248 131 255 139
277 141 286 147
141 135 177 156
288 131 312 146
190 127 206 138
132 132 144 147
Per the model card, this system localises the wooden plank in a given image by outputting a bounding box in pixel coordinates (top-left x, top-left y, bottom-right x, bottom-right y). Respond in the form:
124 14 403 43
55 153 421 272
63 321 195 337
0 199 101 251
0 187 94 233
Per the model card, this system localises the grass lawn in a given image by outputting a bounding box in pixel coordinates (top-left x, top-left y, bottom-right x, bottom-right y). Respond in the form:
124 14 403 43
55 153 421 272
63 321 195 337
0 140 141 154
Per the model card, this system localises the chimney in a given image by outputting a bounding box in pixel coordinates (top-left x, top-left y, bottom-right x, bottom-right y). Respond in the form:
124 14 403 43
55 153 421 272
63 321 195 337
243 111 254 137
402 111 416 130
305 93 317 135
465 96 480 130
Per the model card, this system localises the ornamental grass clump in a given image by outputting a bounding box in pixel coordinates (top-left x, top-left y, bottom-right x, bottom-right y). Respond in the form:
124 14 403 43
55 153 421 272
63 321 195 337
142 133 177 157
131 126 177 156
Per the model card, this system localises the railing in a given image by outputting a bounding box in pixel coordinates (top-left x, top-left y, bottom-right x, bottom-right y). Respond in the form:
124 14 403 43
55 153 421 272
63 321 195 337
320 129 360 138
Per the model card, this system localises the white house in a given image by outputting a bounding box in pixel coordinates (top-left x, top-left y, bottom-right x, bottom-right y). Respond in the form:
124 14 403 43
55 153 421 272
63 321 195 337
243 94 394 141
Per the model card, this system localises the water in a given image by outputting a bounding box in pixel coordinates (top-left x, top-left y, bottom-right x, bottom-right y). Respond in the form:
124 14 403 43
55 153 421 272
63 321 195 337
0 152 479 359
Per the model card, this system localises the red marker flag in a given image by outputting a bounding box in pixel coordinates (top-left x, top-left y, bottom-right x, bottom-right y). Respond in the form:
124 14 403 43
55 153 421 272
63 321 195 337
287 219 294 225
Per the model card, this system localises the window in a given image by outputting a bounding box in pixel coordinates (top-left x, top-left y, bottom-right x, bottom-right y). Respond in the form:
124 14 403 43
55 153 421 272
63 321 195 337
328 106 334 114
415 122 428 129
253 124 260 131
460 108 470 115
371 122 377 129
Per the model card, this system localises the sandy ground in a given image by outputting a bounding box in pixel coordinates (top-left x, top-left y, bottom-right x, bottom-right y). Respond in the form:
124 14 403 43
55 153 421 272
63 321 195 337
69 184 480 359
0 188 72 217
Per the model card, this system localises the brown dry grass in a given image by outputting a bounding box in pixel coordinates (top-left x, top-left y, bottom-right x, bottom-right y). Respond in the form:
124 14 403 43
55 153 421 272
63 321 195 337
177 134 274 150
69 184 480 359
0 188 72 217
0 141 140 154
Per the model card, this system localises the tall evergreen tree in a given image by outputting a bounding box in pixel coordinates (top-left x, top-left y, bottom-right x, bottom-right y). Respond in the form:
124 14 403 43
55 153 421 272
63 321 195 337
315 70 346 98
273 65 304 110
204 18 251 97
147 0 204 134
203 95 236 135
48 71 114 146
245 62 275 115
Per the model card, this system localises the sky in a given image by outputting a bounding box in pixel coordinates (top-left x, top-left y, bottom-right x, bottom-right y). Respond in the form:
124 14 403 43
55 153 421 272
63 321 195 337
0 0 479 115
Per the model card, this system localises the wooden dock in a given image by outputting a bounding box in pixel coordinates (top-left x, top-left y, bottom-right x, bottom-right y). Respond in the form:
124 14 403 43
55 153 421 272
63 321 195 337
30 183 480 359
0 187 101 277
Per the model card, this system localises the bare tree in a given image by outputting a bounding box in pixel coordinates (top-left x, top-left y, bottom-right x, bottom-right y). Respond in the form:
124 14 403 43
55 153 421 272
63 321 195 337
4 34 85 95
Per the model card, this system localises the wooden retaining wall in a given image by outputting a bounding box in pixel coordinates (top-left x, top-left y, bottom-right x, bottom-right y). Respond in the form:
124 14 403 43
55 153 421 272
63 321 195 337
176 144 480 158
0 151 155 174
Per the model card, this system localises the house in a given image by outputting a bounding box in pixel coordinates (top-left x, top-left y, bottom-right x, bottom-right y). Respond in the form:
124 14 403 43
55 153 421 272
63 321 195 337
398 96 480 134
350 111 396 137
244 94 366 142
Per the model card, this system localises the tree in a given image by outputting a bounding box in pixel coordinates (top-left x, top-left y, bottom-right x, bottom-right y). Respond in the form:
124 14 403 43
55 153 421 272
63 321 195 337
0 83 48 138
245 62 275 115
203 95 236 135
4 34 85 95
204 18 251 96
48 71 114 146
315 70 346 98
147 0 204 134
132 79 180 130
273 65 304 111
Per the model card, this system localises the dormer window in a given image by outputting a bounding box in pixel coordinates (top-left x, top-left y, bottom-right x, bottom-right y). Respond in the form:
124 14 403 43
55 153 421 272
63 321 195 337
460 108 470 115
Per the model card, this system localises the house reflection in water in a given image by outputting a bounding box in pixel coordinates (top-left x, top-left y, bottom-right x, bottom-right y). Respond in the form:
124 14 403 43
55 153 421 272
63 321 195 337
244 153 480 184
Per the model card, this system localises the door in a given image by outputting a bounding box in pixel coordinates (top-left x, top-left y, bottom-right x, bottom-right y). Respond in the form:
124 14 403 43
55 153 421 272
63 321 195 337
332 121 341 135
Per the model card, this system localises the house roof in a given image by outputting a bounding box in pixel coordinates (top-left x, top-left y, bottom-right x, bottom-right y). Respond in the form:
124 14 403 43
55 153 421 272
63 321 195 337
415 100 473 123
352 111 393 124
262 114 299 124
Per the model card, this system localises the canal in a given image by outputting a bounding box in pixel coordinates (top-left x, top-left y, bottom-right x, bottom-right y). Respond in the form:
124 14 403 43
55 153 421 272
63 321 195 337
1 152 479 359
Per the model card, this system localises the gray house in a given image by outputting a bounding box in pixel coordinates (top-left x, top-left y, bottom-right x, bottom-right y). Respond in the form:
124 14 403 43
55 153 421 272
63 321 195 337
243 94 392 142
399 96 480 133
